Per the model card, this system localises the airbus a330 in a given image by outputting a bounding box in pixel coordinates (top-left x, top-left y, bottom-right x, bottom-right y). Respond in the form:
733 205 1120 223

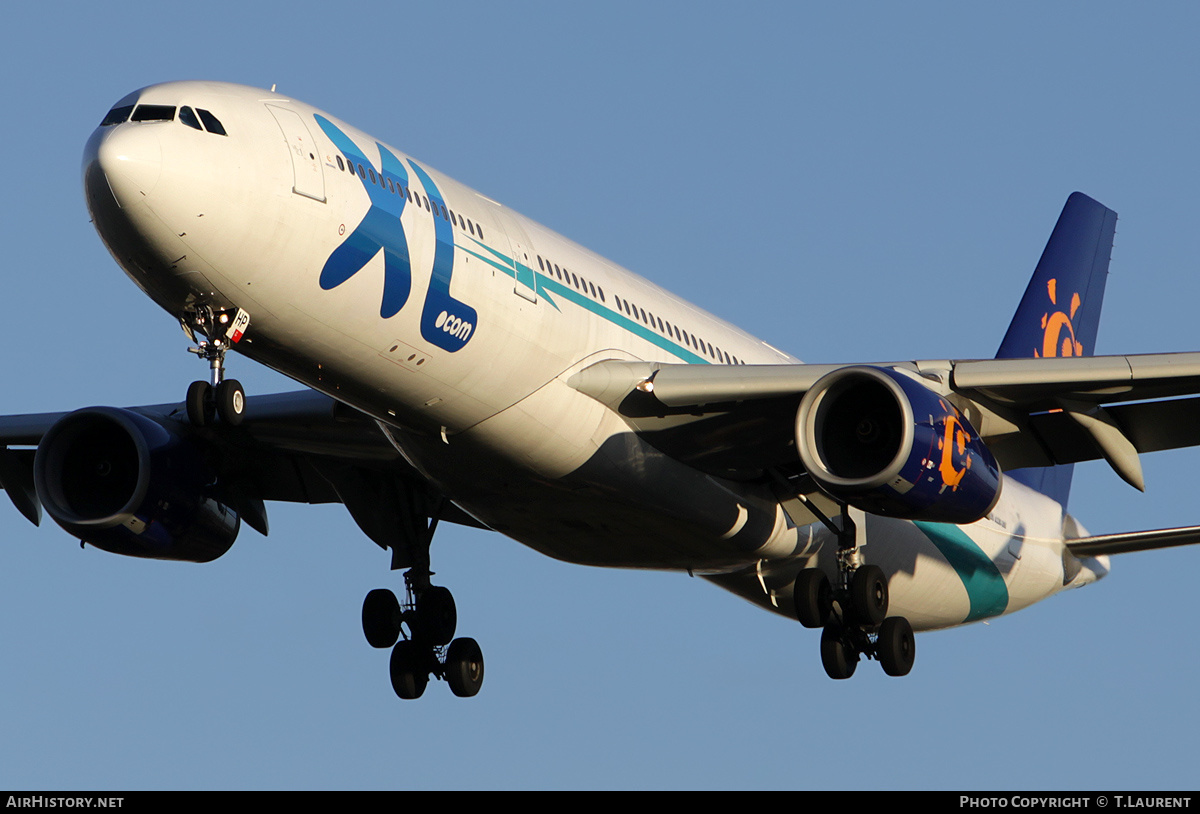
8 81 1200 697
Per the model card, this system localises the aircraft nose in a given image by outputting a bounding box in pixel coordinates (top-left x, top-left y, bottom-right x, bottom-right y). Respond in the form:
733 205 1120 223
83 123 162 205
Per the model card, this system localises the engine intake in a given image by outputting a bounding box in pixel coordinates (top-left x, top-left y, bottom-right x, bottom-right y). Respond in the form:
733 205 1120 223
795 366 1002 523
33 407 239 562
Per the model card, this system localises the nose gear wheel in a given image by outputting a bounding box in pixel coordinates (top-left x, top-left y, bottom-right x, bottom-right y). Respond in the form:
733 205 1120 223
181 306 249 427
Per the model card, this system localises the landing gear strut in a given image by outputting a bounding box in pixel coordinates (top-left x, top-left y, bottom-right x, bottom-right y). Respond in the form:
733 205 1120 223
181 305 249 427
356 493 484 700
789 502 916 679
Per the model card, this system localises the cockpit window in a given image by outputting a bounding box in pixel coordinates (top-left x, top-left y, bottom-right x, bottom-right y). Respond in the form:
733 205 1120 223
196 108 226 136
131 105 176 122
179 106 203 131
100 105 134 126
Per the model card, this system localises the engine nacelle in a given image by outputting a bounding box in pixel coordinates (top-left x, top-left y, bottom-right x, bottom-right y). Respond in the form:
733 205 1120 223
33 407 239 562
795 366 1002 523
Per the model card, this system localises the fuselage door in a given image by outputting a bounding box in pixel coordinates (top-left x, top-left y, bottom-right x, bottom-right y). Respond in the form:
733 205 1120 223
266 105 326 203
495 210 537 303
510 240 537 303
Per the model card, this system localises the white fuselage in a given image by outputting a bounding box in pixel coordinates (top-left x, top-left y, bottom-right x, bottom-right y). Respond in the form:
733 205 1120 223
82 81 1108 632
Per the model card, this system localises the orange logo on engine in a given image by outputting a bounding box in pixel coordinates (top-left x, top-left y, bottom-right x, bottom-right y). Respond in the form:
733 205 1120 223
1036 278 1083 358
936 404 973 491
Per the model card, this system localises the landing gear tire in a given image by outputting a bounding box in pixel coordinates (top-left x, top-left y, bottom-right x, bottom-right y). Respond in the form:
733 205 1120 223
850 564 889 626
820 623 858 680
794 568 832 629
415 586 457 646
390 640 430 699
216 378 245 426
186 381 214 427
362 589 402 649
877 616 915 677
445 637 485 698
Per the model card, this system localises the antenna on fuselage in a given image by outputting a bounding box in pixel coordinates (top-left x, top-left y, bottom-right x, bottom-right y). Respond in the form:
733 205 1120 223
270 84 277 93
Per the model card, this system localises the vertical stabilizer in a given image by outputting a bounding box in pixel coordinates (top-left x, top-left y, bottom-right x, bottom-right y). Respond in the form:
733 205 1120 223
996 192 1118 507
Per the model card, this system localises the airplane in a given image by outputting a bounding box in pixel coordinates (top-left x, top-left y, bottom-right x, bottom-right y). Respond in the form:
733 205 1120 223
6 79 1200 698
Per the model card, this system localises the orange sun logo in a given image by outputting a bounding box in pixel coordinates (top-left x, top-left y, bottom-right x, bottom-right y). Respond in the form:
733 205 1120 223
935 404 973 491
1036 278 1083 358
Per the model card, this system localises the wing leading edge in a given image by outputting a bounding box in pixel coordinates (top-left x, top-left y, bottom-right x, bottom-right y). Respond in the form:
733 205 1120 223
568 352 1200 483
0 389 486 560
568 192 1200 489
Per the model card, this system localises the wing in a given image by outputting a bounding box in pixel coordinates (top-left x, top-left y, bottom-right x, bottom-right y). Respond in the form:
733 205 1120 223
568 192 1200 500
568 351 1200 490
0 389 486 564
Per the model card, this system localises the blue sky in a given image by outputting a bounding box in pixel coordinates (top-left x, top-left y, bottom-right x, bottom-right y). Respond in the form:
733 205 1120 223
2 2 1200 790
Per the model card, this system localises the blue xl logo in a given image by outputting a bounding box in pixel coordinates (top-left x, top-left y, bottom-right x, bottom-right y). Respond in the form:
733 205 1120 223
313 116 476 352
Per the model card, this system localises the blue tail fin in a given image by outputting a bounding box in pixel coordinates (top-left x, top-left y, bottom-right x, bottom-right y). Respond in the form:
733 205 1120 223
997 192 1118 508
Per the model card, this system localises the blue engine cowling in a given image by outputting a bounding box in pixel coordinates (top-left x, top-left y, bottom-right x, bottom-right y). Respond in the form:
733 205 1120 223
795 366 1002 523
33 407 239 562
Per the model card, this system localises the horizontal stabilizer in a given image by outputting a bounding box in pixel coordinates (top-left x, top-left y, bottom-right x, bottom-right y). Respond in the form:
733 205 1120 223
1067 526 1200 557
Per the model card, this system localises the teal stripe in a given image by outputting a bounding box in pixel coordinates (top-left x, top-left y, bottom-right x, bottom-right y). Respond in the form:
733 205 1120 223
459 244 522 278
913 521 1009 622
456 238 708 363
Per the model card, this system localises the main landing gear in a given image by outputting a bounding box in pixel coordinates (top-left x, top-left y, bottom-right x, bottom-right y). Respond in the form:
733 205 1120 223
361 573 484 699
181 305 250 427
355 490 483 700
791 513 916 679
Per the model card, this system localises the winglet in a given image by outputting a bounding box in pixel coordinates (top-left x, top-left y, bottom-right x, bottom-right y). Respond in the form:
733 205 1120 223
996 192 1118 506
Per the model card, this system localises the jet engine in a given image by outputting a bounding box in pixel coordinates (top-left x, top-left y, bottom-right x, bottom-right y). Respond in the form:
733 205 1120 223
795 366 1002 523
33 407 239 562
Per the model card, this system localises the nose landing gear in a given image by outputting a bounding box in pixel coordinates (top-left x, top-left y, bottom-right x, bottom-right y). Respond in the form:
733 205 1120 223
181 305 249 427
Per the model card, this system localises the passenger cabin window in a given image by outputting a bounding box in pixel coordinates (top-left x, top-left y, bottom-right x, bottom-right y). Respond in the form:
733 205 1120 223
196 109 226 136
100 105 134 126
131 105 176 122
